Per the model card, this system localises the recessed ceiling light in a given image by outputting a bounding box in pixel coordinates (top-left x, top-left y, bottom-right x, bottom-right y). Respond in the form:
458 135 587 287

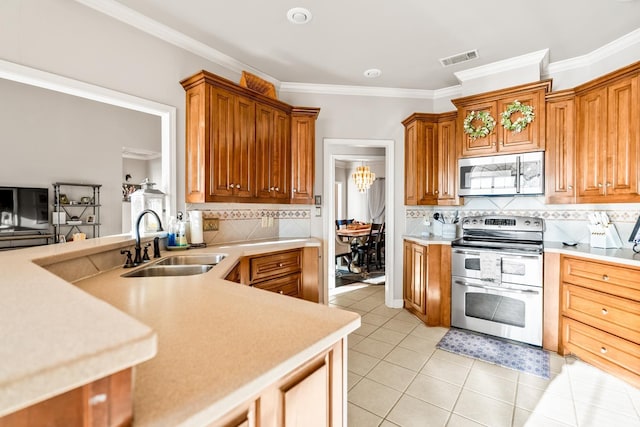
287 7 312 24
364 68 382 78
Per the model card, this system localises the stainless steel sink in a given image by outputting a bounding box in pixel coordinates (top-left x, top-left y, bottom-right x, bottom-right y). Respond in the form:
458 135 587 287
122 264 213 277
156 253 226 266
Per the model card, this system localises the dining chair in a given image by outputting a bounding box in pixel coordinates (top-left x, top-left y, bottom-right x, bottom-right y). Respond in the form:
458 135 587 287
335 219 354 272
355 223 384 272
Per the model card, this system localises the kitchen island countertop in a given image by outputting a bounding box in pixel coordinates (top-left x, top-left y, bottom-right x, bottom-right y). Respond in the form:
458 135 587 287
0 236 360 426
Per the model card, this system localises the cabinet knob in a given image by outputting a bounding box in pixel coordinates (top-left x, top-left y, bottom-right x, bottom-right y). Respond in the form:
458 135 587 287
434 190 439 194
236 184 241 189
606 182 611 187
600 347 608 354
492 142 496 146
602 274 609 281
598 183 603 188
278 263 284 267
500 141 504 146
278 290 284 295
568 185 573 190
601 308 608 315
229 183 234 189
270 187 274 191
292 188 297 193
275 187 279 191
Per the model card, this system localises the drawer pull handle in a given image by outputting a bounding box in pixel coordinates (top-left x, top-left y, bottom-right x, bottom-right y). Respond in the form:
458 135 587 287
602 274 609 281
279 290 284 295
278 263 284 267
89 393 107 405
600 347 607 354
602 308 608 315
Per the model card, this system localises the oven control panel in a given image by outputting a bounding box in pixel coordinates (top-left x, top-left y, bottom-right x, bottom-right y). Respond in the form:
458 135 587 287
461 215 544 232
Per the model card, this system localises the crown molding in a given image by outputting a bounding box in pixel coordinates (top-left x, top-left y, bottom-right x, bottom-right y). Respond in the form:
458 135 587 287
73 0 279 86
279 82 436 99
454 49 549 83
545 28 640 75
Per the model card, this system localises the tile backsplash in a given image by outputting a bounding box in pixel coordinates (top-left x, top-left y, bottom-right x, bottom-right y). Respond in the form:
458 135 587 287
406 196 640 248
186 203 312 245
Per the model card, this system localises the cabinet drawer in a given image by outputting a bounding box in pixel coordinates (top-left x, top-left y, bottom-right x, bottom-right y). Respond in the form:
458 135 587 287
562 317 640 386
561 256 640 301
253 273 301 297
250 250 301 282
562 283 640 344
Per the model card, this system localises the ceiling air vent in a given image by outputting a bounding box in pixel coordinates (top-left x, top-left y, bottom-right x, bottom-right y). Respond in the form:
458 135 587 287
439 49 479 67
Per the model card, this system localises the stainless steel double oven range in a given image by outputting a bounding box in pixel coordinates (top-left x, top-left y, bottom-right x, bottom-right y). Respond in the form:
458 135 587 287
451 215 544 346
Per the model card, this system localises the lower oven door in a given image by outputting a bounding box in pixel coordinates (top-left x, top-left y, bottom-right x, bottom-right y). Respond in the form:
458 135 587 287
451 277 542 346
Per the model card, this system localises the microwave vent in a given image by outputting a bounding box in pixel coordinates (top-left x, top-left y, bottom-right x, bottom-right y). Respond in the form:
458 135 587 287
439 49 479 67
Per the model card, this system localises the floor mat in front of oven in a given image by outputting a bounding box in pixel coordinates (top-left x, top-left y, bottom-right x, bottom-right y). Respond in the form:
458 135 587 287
436 327 550 379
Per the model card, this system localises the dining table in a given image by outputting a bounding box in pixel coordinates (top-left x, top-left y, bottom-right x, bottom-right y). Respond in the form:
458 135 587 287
335 225 373 273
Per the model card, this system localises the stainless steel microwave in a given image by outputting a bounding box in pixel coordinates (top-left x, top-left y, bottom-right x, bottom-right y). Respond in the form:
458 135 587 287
458 152 544 196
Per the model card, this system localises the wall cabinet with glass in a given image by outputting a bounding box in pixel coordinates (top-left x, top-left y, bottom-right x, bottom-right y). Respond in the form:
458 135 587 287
52 182 101 243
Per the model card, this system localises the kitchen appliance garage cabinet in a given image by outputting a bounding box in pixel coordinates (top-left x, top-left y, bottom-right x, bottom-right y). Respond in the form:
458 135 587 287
452 80 550 157
181 71 319 204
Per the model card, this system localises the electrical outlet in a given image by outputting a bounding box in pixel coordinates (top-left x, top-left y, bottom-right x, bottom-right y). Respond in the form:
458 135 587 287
203 218 219 231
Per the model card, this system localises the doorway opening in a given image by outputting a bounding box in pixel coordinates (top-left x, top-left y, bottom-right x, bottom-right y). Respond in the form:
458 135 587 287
323 138 395 307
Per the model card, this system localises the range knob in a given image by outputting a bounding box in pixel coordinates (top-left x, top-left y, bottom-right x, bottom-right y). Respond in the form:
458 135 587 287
524 220 531 226
533 221 541 226
472 219 478 224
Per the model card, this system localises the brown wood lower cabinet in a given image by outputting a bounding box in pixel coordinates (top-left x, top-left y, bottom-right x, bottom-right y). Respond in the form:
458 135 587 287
225 247 319 303
402 240 450 327
559 255 640 388
0 369 132 427
210 340 344 427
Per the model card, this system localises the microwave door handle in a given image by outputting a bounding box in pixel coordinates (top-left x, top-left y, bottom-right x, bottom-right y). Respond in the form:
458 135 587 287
516 156 521 193
453 280 540 295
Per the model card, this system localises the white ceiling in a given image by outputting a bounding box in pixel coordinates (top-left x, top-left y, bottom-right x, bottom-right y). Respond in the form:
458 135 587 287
104 0 639 91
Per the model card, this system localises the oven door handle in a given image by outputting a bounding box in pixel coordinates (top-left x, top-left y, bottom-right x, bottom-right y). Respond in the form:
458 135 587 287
453 280 540 295
516 156 521 194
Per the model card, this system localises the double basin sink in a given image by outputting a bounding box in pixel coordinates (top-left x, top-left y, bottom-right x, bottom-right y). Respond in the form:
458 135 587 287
122 253 226 277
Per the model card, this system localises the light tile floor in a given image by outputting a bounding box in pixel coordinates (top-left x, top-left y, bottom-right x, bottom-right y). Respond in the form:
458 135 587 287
329 283 640 427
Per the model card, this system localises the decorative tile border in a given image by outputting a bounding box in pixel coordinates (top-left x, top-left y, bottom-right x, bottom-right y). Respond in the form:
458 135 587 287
195 208 311 220
406 207 640 223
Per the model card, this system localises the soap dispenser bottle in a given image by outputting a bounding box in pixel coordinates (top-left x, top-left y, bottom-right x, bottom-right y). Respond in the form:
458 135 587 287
176 211 188 247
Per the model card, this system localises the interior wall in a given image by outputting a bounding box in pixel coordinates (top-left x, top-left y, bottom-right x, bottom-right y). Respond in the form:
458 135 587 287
0 78 160 236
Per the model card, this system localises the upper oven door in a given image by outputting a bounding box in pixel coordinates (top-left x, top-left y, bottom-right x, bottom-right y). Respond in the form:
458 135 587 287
458 152 544 196
451 248 543 287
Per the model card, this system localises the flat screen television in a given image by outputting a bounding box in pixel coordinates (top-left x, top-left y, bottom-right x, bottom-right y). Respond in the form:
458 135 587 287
0 186 49 234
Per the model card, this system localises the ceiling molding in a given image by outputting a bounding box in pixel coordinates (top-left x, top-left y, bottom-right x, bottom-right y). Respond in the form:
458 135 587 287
545 28 640 75
454 49 550 84
73 0 280 86
279 82 436 99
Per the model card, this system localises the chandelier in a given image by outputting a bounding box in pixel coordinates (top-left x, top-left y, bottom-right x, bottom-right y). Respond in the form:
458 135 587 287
352 164 376 193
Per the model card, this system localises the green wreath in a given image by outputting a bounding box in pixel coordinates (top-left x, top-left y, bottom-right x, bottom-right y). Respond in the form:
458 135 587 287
501 100 535 133
463 110 496 140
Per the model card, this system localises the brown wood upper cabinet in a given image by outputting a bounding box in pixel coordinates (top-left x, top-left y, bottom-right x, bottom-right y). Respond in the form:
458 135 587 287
575 67 640 203
181 71 319 204
402 112 460 206
452 80 551 157
545 90 576 204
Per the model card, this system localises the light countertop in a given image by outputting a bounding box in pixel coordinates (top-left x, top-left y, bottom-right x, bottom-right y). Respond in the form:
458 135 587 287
0 236 359 426
543 241 640 267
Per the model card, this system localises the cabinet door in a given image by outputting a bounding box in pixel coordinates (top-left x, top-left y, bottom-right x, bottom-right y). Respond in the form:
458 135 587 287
545 95 576 204
459 101 498 157
437 117 459 204
291 110 318 204
256 104 275 198
210 87 236 198
404 120 419 205
606 76 639 200
497 92 544 153
404 241 427 315
282 360 328 427
185 84 207 203
272 109 291 200
418 121 438 205
232 95 256 198
576 87 608 201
